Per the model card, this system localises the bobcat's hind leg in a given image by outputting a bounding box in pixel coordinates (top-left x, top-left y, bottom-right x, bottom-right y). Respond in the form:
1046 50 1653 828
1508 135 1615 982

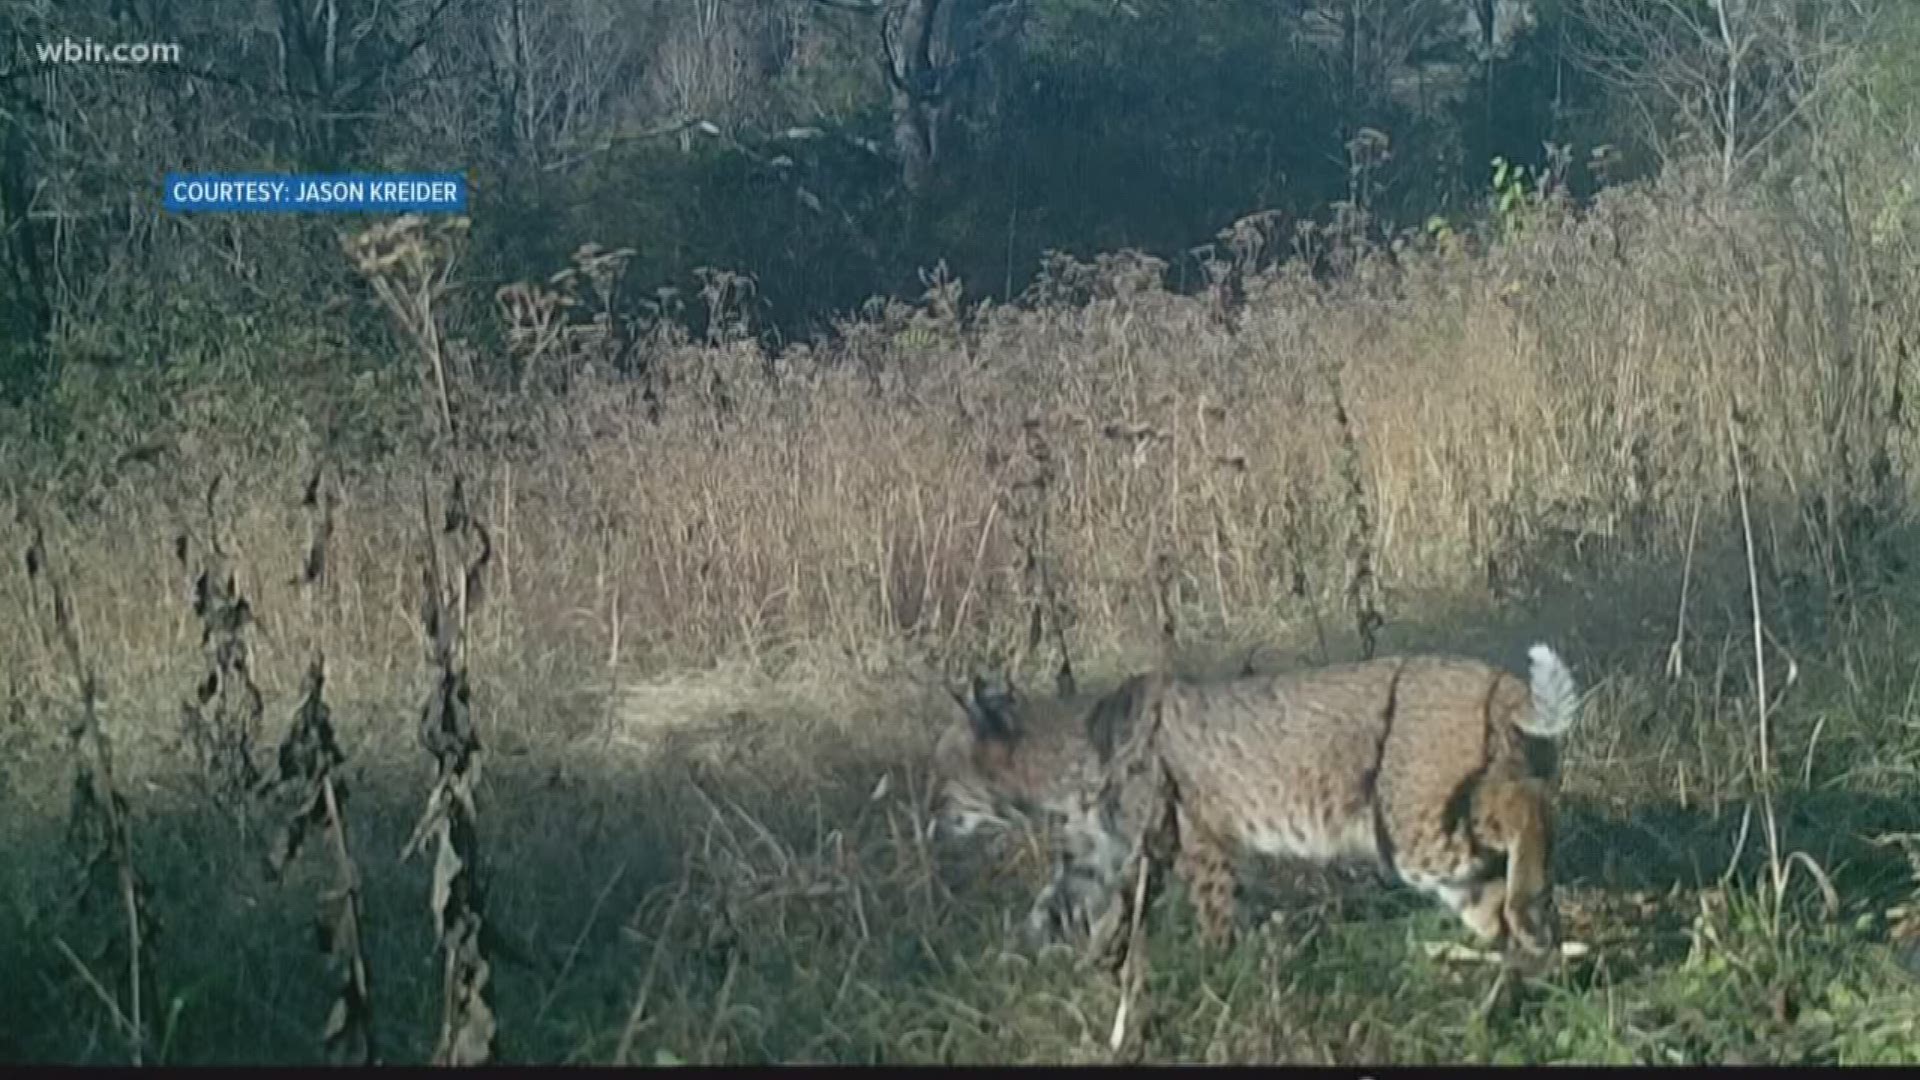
1172 803 1239 948
1477 777 1559 964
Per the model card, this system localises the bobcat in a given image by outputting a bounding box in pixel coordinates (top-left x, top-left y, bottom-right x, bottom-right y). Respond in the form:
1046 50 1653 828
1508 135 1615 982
931 645 1583 967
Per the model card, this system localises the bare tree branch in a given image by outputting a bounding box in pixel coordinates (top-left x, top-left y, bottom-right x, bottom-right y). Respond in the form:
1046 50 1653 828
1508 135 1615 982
1571 0 1878 185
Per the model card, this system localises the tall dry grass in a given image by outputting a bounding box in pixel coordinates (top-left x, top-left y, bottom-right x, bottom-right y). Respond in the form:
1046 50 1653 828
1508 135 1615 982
2 163 1916 763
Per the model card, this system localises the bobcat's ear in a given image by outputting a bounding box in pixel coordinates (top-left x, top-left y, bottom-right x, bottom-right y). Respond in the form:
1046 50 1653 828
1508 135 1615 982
954 671 1019 742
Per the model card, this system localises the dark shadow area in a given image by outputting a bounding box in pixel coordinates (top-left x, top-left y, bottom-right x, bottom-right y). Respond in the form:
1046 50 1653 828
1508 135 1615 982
1557 789 1917 901
0 719 974 1065
2 662 1913 1064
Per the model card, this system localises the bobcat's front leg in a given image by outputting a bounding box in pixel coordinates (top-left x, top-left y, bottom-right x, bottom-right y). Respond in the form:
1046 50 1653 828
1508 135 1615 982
1023 801 1131 950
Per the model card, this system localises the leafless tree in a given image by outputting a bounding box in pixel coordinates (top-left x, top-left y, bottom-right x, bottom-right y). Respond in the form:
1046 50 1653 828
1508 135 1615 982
443 0 654 171
0 0 55 394
803 0 1024 222
1571 0 1882 187
268 0 462 169
1294 0 1463 127
646 0 789 140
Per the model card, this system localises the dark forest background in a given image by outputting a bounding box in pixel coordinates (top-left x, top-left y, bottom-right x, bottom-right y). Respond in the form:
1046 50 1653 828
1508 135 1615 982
2 0 1912 416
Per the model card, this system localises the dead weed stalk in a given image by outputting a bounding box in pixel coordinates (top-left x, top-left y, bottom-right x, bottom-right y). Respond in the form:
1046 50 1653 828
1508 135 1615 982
400 473 497 1065
23 518 158 1063
257 464 376 1064
1329 374 1384 659
175 476 264 810
1008 416 1078 696
344 214 473 444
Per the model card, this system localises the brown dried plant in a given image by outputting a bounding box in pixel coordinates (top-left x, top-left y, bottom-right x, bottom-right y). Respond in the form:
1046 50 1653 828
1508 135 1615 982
400 472 497 1066
176 476 264 808
1008 415 1078 697
497 242 639 393
344 214 473 443
1328 374 1384 659
24 518 158 1064
257 465 375 1065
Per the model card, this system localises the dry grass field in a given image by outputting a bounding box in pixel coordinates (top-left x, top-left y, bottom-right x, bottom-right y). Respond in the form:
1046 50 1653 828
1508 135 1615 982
3 166 1919 1064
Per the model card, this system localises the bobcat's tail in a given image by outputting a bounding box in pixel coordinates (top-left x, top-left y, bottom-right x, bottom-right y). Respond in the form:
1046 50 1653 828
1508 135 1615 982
1518 643 1581 739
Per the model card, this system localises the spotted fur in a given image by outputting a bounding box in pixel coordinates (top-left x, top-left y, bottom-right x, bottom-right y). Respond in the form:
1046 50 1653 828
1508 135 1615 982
931 646 1583 966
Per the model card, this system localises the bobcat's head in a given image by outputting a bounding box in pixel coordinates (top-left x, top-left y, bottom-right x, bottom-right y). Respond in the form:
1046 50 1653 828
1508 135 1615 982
928 674 1099 841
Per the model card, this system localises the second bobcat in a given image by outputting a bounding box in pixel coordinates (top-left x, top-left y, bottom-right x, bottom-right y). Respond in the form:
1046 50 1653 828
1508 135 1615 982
934 645 1583 966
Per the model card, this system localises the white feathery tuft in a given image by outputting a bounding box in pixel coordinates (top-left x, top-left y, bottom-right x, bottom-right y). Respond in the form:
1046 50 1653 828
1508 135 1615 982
1521 643 1581 738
